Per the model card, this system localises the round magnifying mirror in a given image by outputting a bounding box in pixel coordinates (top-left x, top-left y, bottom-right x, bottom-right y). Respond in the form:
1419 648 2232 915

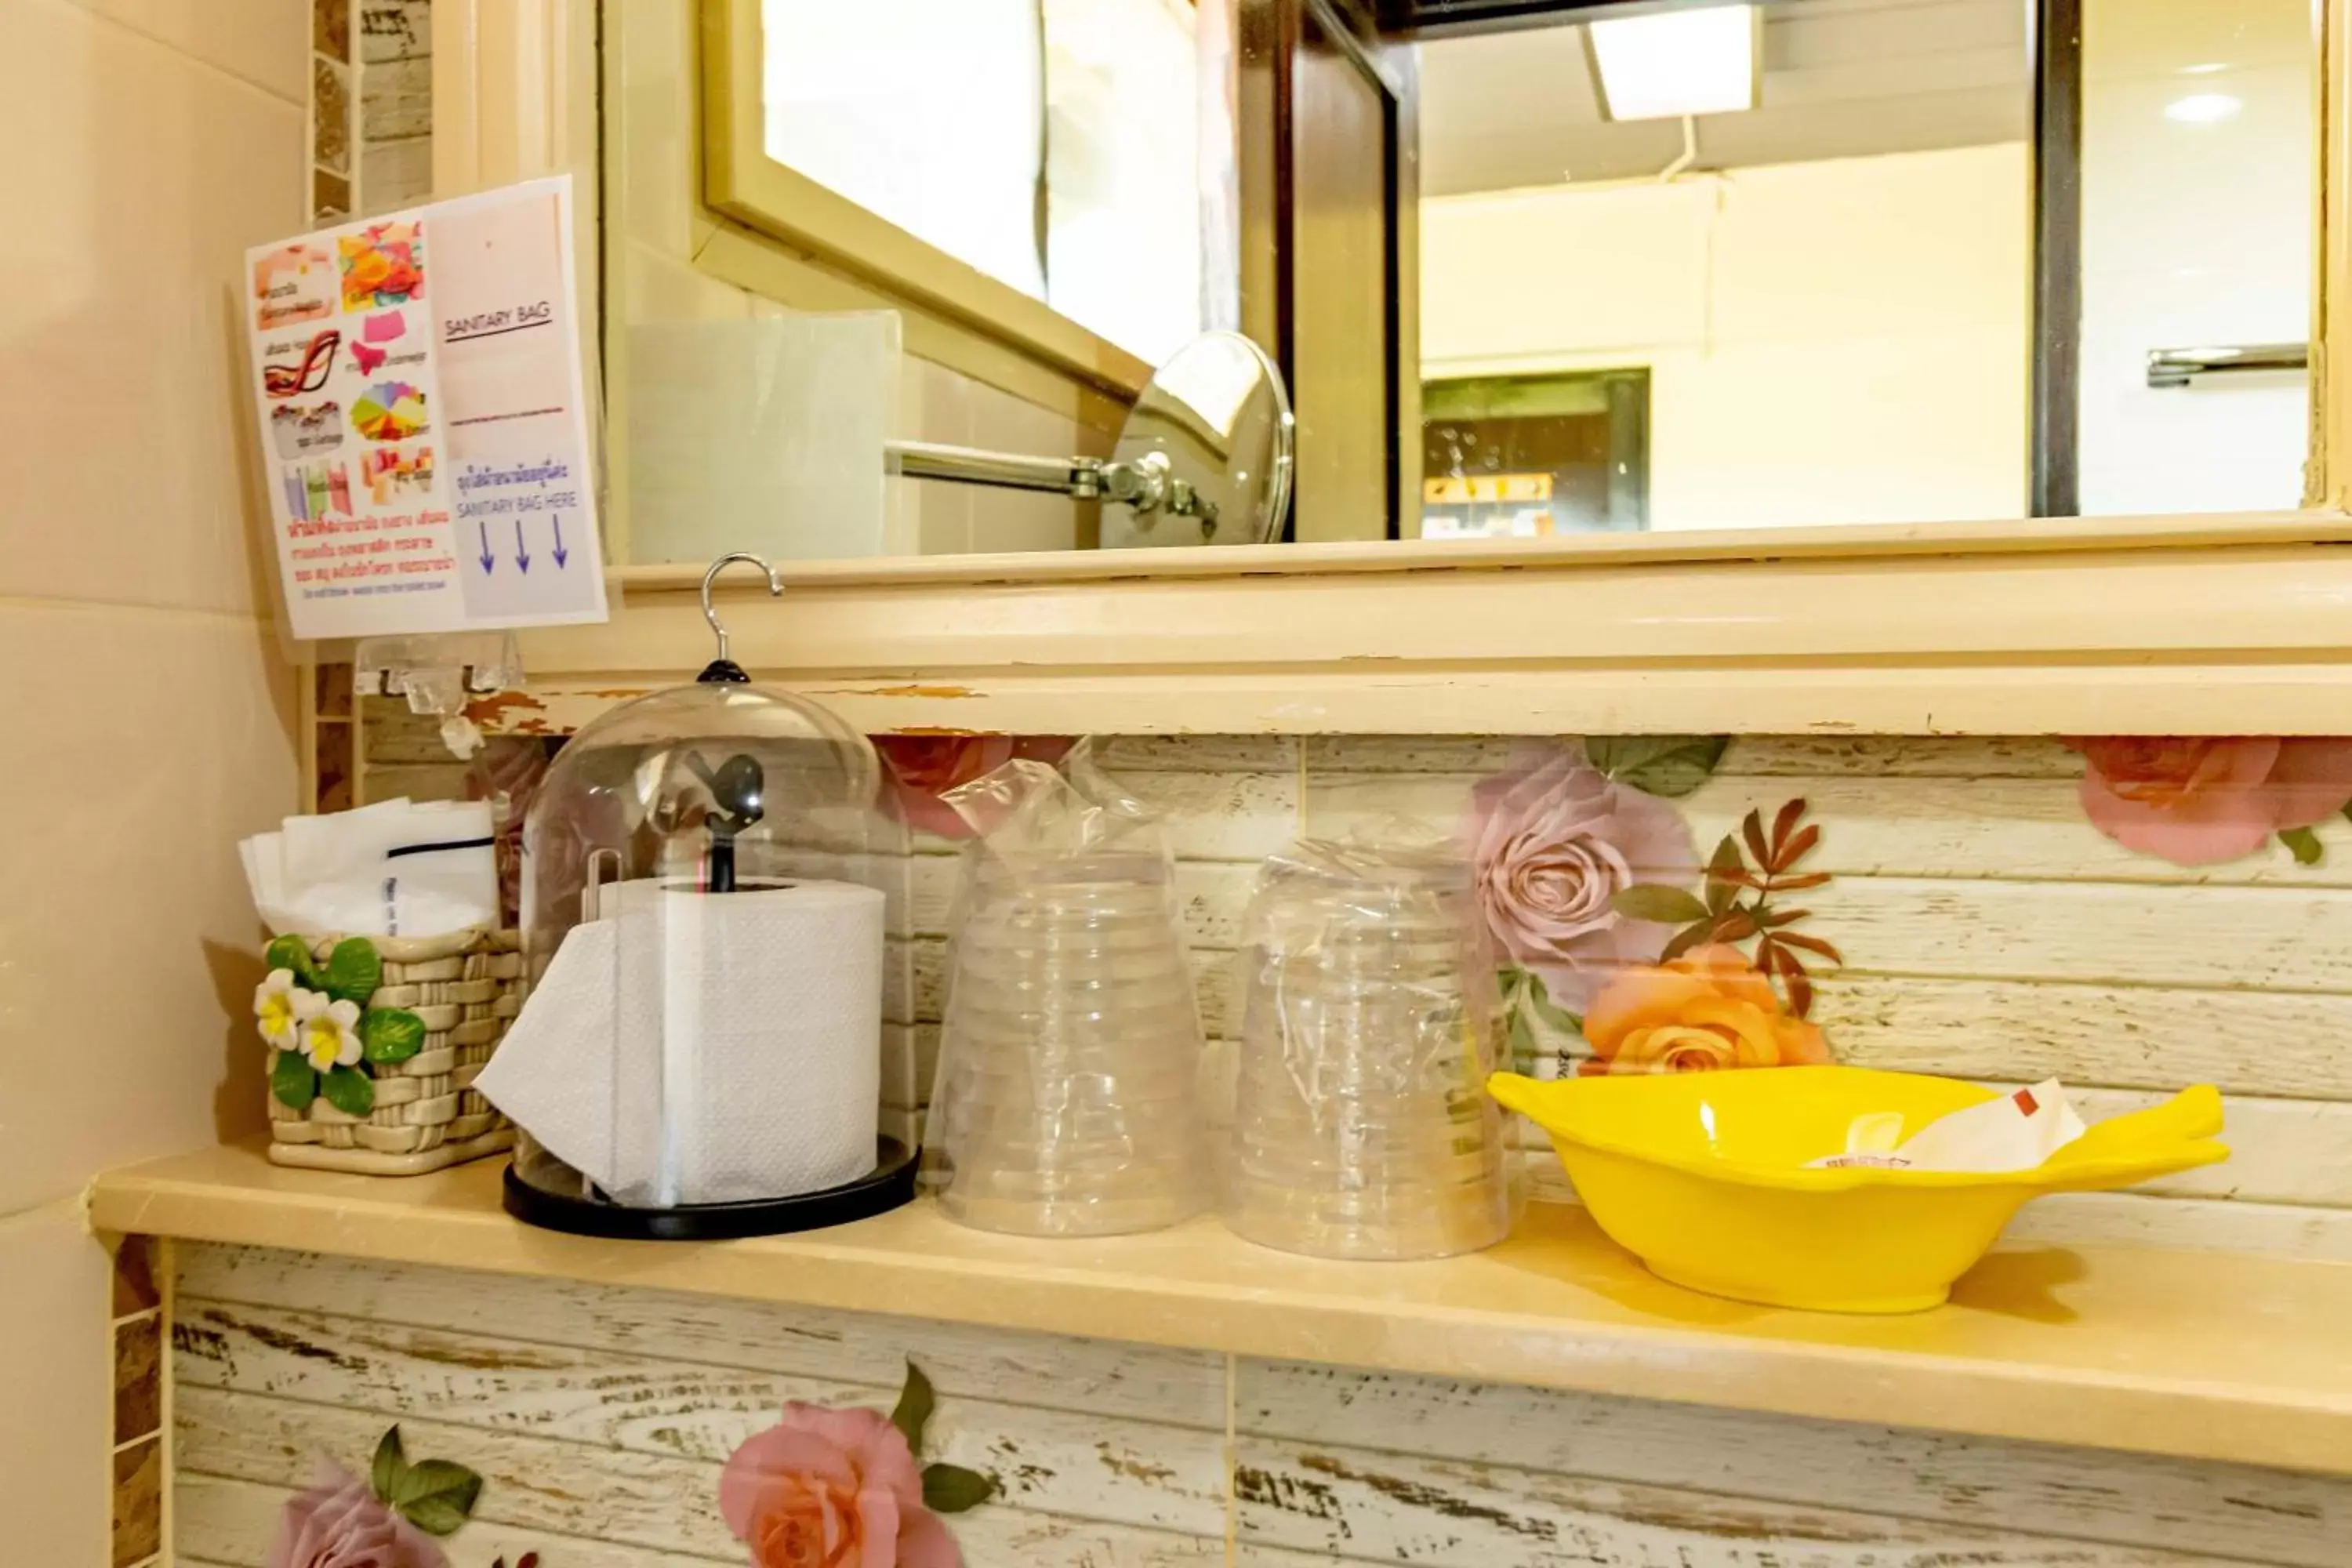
1101 331 1295 548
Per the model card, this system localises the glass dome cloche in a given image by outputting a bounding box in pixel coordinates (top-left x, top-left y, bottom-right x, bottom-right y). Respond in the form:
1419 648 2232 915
482 554 913 1240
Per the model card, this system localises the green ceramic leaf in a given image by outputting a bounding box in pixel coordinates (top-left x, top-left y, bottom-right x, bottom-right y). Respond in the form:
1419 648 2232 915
323 938 383 1007
361 1007 427 1065
1582 735 1730 799
920 1463 995 1515
1610 884 1711 924
371 1425 408 1504
2281 826 2325 866
321 1064 376 1118
891 1359 937 1456
270 1051 318 1110
391 1458 484 1535
263 935 320 985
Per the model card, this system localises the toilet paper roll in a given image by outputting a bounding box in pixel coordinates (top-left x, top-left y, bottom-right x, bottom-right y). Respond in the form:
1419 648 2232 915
477 878 885 1207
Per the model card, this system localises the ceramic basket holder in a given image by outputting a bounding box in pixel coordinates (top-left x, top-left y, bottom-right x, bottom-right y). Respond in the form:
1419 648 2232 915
267 927 524 1175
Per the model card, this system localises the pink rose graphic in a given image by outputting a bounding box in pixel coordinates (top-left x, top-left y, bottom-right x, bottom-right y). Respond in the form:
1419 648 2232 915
267 1465 447 1568
1470 745 1700 1013
2069 736 2352 866
721 1404 963 1568
874 736 1074 839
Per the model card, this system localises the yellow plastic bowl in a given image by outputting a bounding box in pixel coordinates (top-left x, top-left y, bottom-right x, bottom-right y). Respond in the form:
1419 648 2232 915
1490 1066 2227 1313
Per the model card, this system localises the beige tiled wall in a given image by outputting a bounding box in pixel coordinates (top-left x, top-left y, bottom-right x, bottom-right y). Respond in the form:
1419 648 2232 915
0 0 306 1557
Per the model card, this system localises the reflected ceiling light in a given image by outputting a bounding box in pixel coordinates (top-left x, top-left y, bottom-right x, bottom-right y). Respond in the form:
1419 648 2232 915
2164 92 2243 123
1584 5 1759 124
2179 61 2231 75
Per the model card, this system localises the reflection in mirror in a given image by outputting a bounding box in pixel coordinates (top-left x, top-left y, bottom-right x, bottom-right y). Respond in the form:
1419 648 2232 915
760 0 1226 365
1104 332 1297 546
1414 0 2314 535
1421 372 1650 537
886 332 1296 548
2076 0 2313 514
662 0 2321 562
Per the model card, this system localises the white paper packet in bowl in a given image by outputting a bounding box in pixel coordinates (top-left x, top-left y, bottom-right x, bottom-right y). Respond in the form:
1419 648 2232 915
1809 1080 2088 1172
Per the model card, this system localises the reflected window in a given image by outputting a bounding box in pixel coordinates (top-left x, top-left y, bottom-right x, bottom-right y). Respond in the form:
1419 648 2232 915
762 0 1211 364
1421 371 1650 539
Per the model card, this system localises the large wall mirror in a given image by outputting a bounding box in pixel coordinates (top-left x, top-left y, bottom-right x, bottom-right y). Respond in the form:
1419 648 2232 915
605 0 2321 561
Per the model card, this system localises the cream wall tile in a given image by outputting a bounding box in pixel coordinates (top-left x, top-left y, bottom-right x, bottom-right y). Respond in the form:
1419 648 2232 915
61 0 309 103
612 0 706 259
0 603 299 1214
902 358 973 553
622 239 754 322
1 0 303 617
966 376 1080 553
0 1200 113 1565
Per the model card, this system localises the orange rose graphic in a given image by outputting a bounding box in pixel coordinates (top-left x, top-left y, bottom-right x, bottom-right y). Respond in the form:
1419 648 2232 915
1579 943 1830 1076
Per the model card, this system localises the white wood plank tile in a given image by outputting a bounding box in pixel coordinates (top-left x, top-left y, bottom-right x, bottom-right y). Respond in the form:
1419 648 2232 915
179 1472 727 1568
1235 1359 2350 1567
176 1246 1229 1424
180 1388 1226 1568
173 1299 1229 1538
1234 1436 2220 1566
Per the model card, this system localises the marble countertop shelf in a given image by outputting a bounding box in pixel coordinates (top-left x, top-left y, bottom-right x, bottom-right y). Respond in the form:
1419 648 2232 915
93 1140 2352 1477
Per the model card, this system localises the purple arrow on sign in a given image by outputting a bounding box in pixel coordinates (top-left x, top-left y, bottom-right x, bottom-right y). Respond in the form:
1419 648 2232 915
514 517 532 574
552 514 569 568
477 521 494 575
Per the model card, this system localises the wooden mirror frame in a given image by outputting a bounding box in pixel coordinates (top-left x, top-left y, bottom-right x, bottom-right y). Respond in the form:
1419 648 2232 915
412 0 2352 742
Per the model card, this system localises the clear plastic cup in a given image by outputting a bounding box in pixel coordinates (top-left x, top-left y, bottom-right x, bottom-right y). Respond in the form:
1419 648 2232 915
1222 841 1513 1260
927 848 1210 1236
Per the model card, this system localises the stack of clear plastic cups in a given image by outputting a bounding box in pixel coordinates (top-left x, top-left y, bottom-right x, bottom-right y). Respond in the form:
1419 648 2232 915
1225 840 1512 1259
927 848 1210 1236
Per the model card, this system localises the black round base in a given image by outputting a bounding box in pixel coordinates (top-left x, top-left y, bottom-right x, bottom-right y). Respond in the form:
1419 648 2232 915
502 1138 920 1240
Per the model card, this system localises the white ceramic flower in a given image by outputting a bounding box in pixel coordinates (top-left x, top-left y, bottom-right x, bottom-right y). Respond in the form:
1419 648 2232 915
298 994 363 1073
254 970 306 1052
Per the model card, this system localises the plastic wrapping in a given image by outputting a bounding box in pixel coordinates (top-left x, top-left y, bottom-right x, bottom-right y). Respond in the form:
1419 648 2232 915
923 748 1210 1236
1225 835 1514 1260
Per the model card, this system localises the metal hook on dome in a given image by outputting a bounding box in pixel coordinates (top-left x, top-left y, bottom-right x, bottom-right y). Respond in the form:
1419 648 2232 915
697 552 784 684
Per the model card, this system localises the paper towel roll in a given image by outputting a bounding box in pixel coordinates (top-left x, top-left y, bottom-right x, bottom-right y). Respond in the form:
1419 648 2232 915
477 878 884 1207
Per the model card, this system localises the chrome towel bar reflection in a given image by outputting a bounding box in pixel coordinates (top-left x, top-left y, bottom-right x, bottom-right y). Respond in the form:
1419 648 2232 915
2146 343 2308 388
878 331 1294 548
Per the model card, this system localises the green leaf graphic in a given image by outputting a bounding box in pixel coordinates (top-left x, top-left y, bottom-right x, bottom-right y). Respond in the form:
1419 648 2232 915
371 1425 408 1504
2281 826 2325 866
1610 884 1711 924
1583 735 1730 799
920 1463 996 1515
1704 836 1744 914
891 1359 937 1456
1522 976 1580 1035
391 1458 484 1536
1508 1007 1538 1075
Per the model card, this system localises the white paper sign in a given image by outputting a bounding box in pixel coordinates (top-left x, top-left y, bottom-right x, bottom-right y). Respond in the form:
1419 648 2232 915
244 176 608 640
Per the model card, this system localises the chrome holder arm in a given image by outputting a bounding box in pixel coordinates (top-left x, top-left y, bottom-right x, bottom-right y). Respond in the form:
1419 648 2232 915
884 441 1206 524
2146 343 2309 388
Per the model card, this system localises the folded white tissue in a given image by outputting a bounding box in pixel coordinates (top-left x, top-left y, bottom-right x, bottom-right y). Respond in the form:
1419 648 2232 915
474 878 886 1208
241 798 499 938
1808 1079 2089 1171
